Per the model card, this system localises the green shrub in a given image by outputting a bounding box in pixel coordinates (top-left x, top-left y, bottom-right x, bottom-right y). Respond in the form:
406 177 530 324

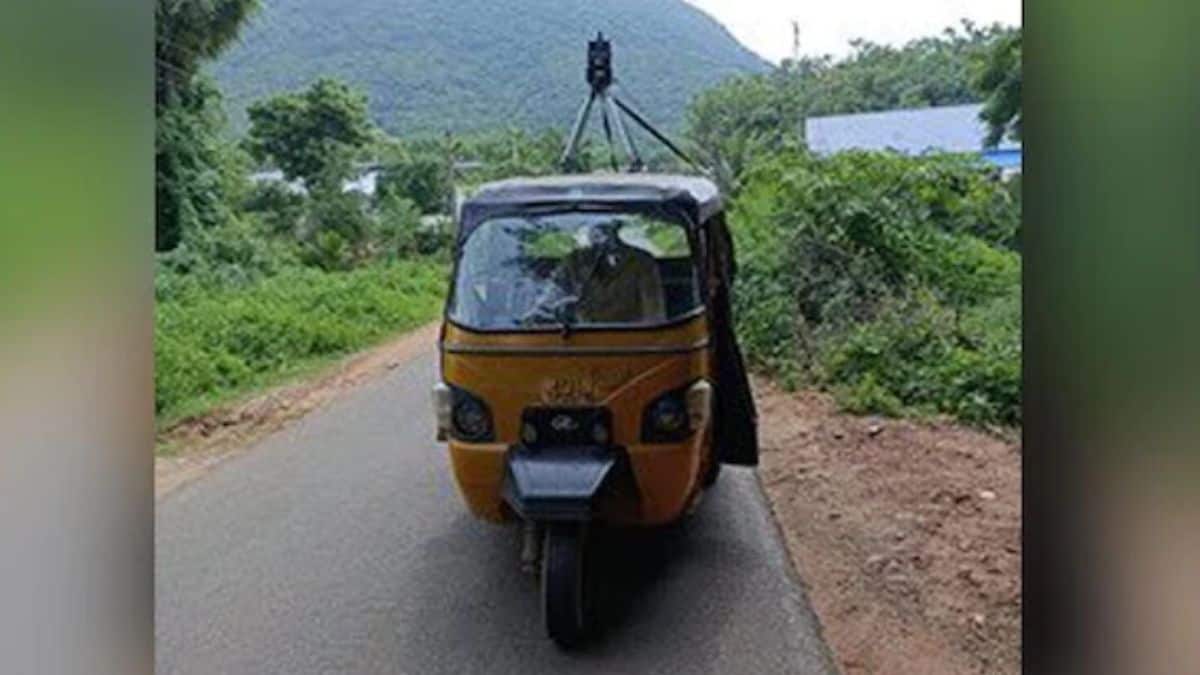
242 181 307 237
836 372 905 418
377 153 451 215
155 217 301 302
155 260 447 424
730 149 1021 427
298 190 373 270
820 292 1020 426
372 192 423 258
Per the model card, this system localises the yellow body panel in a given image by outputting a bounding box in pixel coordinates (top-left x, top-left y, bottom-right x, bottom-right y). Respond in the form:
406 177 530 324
440 315 714 525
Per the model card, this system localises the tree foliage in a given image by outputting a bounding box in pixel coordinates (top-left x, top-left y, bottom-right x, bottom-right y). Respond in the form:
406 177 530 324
156 77 238 250
245 78 374 191
729 149 1021 426
156 0 260 105
155 0 260 250
784 21 1014 116
685 21 1018 193
376 153 450 215
454 128 579 182
685 72 807 190
974 30 1022 147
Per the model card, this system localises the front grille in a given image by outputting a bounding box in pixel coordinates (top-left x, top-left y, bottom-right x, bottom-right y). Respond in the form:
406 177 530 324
521 407 611 448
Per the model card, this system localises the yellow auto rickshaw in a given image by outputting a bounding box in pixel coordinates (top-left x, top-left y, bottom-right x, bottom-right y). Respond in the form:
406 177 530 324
431 33 758 647
432 172 758 646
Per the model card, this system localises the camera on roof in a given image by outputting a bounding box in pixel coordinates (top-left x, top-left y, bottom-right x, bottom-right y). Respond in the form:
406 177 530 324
587 33 612 91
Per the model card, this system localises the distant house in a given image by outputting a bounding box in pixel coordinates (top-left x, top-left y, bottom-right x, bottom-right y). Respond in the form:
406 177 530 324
804 103 1021 175
249 160 485 200
247 168 381 197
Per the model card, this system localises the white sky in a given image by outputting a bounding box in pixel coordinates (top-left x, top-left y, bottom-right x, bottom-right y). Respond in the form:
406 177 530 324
684 0 1021 63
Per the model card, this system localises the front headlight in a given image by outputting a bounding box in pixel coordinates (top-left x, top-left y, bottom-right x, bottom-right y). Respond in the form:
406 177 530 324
453 393 492 441
436 383 494 442
642 380 713 443
651 397 687 433
642 388 690 442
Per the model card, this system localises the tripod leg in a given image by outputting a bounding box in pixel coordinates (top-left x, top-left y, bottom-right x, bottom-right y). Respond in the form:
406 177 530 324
560 91 597 171
599 92 619 172
612 95 703 173
605 93 642 171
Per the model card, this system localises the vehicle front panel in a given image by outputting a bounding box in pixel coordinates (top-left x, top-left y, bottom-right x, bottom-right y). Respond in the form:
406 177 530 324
440 315 713 525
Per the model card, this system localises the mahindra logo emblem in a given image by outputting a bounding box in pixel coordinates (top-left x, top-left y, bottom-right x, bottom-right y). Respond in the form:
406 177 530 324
550 414 578 432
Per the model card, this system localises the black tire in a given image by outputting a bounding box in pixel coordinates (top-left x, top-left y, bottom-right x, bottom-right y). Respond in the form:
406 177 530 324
542 522 589 648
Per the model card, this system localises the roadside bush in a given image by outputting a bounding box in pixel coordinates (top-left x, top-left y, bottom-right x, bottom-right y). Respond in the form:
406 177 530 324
299 229 357 272
414 217 453 258
298 190 372 270
371 192 423 258
155 260 447 423
730 149 1021 427
823 292 1020 426
155 217 299 301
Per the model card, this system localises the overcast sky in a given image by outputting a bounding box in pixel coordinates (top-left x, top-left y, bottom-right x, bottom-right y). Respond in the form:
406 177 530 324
684 0 1021 63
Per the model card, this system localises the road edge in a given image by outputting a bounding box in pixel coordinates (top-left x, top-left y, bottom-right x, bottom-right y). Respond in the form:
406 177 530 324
749 468 845 674
154 321 439 499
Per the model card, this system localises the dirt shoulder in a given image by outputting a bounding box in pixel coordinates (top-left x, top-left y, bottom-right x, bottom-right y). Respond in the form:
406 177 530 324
155 322 439 498
755 378 1021 674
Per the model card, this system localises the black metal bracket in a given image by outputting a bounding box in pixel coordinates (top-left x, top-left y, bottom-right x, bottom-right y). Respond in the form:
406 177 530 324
560 33 705 175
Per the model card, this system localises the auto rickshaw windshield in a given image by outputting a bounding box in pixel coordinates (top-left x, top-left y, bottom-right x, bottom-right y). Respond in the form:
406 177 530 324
449 211 703 331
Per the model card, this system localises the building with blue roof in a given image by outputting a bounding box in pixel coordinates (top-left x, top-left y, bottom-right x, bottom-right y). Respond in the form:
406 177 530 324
804 103 1021 174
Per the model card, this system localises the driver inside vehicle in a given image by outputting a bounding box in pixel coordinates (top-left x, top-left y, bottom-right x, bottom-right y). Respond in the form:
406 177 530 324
544 220 666 325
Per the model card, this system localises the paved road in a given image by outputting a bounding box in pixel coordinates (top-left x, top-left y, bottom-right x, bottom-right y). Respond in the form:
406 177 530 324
156 347 837 674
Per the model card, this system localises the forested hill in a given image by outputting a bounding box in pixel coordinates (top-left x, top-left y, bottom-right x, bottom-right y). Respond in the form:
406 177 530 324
209 0 771 135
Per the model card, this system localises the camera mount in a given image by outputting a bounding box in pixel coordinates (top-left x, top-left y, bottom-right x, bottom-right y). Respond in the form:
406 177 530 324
560 33 703 174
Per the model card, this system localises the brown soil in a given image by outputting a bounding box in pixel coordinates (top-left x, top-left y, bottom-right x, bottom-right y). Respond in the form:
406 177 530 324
154 322 439 498
755 378 1021 674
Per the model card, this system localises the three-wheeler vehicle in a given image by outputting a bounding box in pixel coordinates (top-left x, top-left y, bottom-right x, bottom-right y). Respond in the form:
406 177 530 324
432 172 759 646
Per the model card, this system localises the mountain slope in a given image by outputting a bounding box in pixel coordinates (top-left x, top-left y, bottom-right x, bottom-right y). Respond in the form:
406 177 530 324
210 0 771 135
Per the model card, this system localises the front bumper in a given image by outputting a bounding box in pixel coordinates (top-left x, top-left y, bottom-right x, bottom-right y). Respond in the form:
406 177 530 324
448 438 702 525
500 443 630 522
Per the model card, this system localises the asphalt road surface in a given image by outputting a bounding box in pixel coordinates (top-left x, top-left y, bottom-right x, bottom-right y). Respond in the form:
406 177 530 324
156 346 838 674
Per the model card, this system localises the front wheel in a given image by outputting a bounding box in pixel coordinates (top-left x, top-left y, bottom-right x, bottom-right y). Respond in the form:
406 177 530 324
542 522 589 648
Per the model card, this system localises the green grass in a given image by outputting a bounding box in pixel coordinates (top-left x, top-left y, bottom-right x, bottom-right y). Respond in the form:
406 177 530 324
155 259 447 429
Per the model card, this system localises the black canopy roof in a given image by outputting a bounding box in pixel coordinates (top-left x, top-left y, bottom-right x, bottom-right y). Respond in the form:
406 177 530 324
457 173 724 242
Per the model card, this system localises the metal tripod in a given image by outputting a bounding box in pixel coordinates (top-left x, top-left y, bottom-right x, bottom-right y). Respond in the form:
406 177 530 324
559 33 704 174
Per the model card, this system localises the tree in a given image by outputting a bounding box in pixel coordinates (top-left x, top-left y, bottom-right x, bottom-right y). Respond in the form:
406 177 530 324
156 0 260 250
684 71 806 192
974 31 1022 147
377 154 450 215
156 77 238 250
245 78 374 192
457 127 569 180
684 21 1019 191
156 0 260 106
793 21 1011 117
